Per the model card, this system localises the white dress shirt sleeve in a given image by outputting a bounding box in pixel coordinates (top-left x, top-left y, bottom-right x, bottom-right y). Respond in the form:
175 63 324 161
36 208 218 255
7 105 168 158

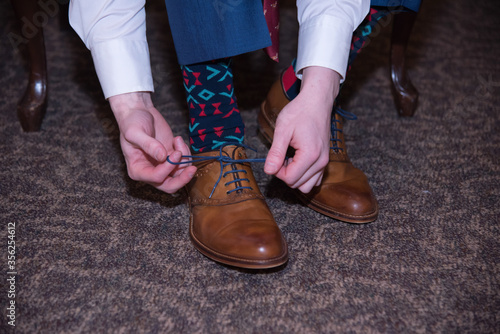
295 0 370 82
69 0 154 99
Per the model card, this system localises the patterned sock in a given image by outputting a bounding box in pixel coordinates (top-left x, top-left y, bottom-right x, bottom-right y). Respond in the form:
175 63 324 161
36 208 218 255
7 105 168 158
348 8 391 72
182 58 244 153
282 59 301 100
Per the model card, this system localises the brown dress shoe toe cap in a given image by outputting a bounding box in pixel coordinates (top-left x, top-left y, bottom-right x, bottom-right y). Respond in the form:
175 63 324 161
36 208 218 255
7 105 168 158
209 220 286 260
297 178 378 224
314 182 377 216
190 200 288 268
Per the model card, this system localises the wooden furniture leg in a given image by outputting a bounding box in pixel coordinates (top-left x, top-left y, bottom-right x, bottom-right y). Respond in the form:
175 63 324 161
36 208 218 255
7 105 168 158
11 0 48 132
390 11 418 117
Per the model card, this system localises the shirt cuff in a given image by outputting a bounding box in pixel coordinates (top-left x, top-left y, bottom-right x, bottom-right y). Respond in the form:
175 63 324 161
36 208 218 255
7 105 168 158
295 14 354 83
90 39 154 99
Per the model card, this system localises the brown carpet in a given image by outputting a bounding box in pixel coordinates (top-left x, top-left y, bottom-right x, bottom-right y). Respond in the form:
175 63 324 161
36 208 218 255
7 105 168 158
1 0 499 332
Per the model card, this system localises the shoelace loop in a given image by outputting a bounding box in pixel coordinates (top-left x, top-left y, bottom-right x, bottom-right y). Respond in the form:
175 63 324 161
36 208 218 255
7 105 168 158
167 143 265 198
331 107 357 151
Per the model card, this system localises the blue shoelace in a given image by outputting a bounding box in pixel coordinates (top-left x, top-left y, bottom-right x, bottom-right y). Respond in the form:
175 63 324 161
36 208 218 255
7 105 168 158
169 108 356 196
167 143 265 198
331 107 357 152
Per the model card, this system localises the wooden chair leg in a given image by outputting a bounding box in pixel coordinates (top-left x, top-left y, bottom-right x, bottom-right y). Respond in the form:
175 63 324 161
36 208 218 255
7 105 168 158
390 11 418 117
11 0 48 132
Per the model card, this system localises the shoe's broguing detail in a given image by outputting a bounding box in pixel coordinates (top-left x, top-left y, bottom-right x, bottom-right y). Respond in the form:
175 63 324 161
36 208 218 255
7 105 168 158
170 144 288 269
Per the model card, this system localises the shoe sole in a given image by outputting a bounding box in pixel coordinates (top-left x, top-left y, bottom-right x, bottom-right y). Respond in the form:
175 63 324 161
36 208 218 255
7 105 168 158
259 101 378 224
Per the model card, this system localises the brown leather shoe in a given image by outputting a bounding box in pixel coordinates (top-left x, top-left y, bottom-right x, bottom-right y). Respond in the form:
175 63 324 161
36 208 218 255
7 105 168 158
258 72 378 223
186 145 288 269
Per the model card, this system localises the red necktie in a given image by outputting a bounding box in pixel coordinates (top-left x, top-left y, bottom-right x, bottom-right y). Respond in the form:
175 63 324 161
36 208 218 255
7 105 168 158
263 0 280 62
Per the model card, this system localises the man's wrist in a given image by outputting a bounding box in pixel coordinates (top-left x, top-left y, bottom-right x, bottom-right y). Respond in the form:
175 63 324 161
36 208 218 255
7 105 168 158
108 92 153 121
300 66 341 103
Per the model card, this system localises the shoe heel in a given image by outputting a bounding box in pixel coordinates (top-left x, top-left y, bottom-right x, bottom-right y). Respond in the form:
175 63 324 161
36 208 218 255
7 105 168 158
258 101 275 144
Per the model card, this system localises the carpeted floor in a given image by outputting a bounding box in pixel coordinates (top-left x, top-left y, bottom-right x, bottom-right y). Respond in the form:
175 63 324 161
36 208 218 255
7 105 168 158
1 0 499 333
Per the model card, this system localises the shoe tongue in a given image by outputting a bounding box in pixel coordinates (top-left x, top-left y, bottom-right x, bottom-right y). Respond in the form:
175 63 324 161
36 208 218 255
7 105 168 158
230 146 246 161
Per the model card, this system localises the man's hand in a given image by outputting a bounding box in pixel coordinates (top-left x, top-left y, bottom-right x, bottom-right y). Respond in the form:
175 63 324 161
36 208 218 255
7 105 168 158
264 67 341 193
109 92 196 194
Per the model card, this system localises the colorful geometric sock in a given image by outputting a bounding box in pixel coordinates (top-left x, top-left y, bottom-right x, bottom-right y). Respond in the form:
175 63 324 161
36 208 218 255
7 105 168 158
282 59 300 100
348 7 392 72
182 58 245 153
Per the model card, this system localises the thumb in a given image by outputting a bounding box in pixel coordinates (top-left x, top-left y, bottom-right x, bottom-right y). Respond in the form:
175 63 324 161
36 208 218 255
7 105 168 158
264 128 291 175
125 130 168 162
